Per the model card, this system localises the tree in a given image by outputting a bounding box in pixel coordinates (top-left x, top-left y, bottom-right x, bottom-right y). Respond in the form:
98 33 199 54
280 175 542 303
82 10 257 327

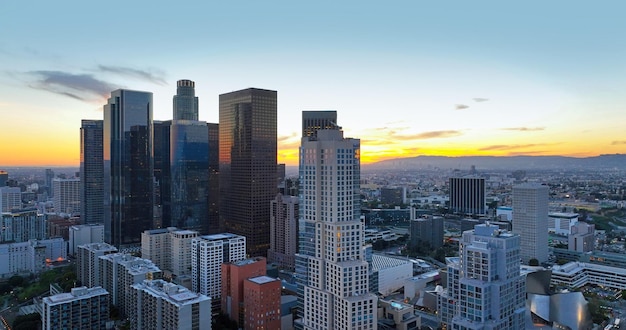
528 258 539 266
8 275 25 287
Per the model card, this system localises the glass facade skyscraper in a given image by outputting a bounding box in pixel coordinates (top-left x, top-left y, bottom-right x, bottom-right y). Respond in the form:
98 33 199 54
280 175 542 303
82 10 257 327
173 79 199 121
207 122 220 234
103 89 154 248
80 119 103 224
153 120 172 228
301 110 337 138
219 88 277 257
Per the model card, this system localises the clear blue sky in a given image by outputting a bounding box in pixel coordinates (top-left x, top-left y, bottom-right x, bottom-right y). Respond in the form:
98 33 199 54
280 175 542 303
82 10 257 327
1 1 626 165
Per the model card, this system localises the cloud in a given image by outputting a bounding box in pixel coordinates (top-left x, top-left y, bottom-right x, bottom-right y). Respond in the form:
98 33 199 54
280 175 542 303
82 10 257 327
473 98 489 102
410 130 463 140
29 71 118 101
479 144 544 151
455 104 469 110
611 140 626 145
97 65 167 85
501 127 546 132
278 132 298 142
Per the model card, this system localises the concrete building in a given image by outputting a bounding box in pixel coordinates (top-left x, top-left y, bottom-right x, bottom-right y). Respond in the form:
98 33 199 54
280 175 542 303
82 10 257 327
191 233 246 313
512 182 549 264
221 257 267 325
370 254 413 296
99 253 162 317
0 170 7 188
130 279 211 330
41 286 109 330
551 261 626 291
0 238 66 279
0 186 21 212
76 243 118 289
0 208 46 243
568 221 595 253
269 193 299 271
548 212 579 235
244 276 282 330
449 224 526 329
219 88 277 257
299 126 377 329
377 299 420 330
141 227 199 280
52 178 80 215
449 176 486 215
68 224 104 256
409 210 444 250
380 187 405 205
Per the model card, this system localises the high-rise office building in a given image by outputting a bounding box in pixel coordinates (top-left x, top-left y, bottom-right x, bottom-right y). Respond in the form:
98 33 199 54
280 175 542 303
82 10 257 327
244 276 281 330
45 169 55 198
299 126 377 329
449 176 486 215
80 119 103 225
173 79 199 121
512 182 549 264
153 120 172 228
0 170 8 187
207 123 220 234
219 88 277 257
52 178 80 214
130 279 211 330
269 193 299 271
0 186 21 212
450 224 526 329
191 233 246 313
103 89 154 248
302 110 338 138
41 286 109 330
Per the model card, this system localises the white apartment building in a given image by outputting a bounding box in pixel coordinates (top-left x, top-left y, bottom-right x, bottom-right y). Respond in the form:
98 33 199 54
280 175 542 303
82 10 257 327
300 128 377 330
69 224 104 255
52 178 80 214
99 253 162 318
76 242 117 288
0 186 21 212
142 227 199 279
0 238 66 278
41 286 109 330
0 208 46 243
512 183 549 264
191 233 245 310
450 224 526 329
130 279 211 330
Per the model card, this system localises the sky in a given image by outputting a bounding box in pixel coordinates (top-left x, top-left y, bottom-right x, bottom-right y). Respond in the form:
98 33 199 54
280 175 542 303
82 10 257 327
1 1 626 167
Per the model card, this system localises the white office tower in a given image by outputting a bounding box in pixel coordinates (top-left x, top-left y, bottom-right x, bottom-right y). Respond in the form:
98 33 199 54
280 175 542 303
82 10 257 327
41 286 109 330
451 224 526 329
0 186 21 212
142 227 199 279
130 279 211 330
52 178 80 214
69 224 104 255
191 233 245 311
300 128 377 329
512 183 549 264
76 243 118 289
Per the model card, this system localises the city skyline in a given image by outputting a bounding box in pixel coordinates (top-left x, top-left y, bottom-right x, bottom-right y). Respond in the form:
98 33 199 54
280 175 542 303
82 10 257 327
2 1 626 166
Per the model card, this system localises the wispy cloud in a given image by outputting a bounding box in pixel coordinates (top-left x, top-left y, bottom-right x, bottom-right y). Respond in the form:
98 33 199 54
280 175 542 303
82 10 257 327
97 65 167 85
501 127 546 132
611 140 626 145
479 143 545 151
473 98 489 102
28 71 118 101
410 130 463 139
278 132 298 142
455 104 469 110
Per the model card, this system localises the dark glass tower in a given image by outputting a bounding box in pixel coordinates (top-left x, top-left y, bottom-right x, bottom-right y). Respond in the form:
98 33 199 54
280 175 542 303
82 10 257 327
153 120 172 228
80 119 103 224
103 89 154 248
302 110 337 138
219 88 277 257
173 79 199 121
207 123 220 234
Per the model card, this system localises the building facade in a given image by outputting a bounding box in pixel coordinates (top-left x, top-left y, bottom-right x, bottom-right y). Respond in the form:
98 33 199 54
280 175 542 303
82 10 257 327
244 276 282 330
568 222 595 253
512 182 549 264
301 110 337 138
409 210 444 250
141 227 199 280
0 186 21 213
68 224 104 256
269 193 299 271
300 127 377 329
0 208 46 243
76 242 118 289
449 176 486 215
52 178 80 215
219 88 277 257
41 286 109 330
221 257 267 325
80 119 103 225
103 89 154 248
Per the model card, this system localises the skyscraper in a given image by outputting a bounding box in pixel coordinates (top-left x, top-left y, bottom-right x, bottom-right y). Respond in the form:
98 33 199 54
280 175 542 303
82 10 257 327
207 123 220 234
299 125 377 329
52 178 80 215
450 224 526 329
103 89 154 248
45 168 55 198
173 79 199 121
302 110 337 138
449 176 486 215
512 182 549 264
80 119 103 225
153 120 172 228
219 88 277 257
269 193 299 271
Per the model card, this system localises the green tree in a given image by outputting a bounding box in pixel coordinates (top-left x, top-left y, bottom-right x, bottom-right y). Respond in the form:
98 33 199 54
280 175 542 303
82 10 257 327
528 258 539 266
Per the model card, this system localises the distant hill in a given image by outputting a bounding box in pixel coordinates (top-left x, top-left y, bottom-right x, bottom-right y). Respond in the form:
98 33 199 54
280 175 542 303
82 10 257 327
363 154 626 171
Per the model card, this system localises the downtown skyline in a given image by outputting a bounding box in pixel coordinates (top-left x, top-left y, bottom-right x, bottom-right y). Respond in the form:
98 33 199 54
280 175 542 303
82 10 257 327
2 1 626 166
